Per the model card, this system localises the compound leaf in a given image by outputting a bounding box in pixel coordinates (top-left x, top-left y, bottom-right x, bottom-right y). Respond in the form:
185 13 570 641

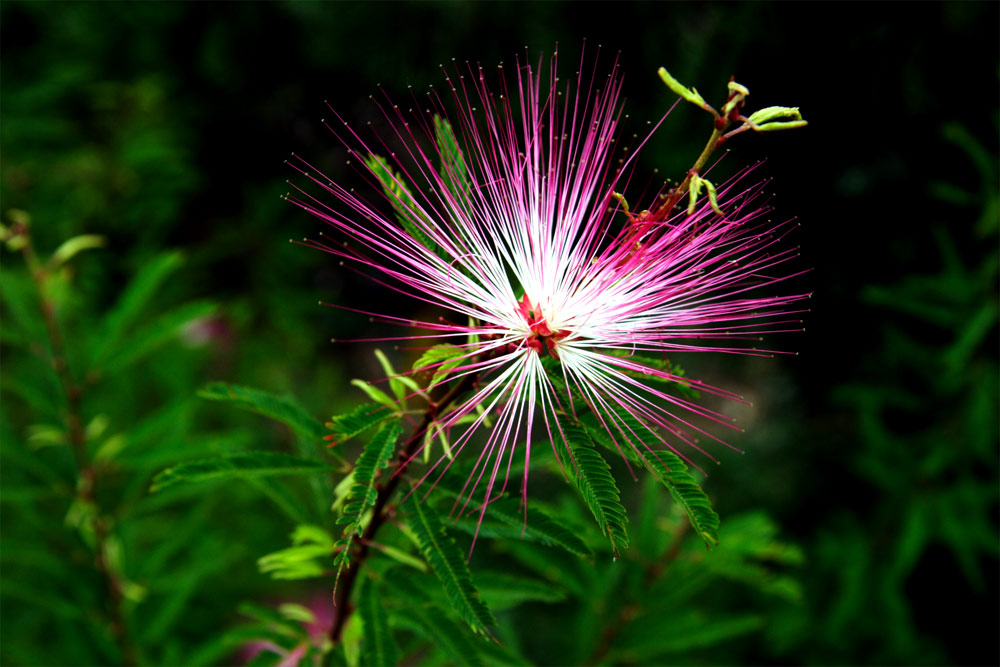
402 489 496 636
555 420 629 555
359 576 399 667
150 452 334 492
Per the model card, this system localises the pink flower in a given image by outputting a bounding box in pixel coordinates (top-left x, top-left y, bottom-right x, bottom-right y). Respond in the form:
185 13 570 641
287 50 808 533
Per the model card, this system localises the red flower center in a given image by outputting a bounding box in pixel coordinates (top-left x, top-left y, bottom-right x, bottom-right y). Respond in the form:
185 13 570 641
516 293 569 359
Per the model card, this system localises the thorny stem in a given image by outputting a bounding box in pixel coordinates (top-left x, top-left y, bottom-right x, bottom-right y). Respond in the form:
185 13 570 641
329 370 479 642
10 221 138 666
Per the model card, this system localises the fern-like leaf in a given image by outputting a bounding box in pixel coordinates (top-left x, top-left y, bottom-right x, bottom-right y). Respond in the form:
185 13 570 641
333 421 403 575
359 576 399 667
644 454 721 548
429 477 592 558
433 115 470 200
607 351 702 399
554 420 629 556
326 403 394 446
391 607 485 667
402 489 497 636
150 452 335 493
580 407 721 548
412 344 466 388
364 153 449 263
198 382 326 444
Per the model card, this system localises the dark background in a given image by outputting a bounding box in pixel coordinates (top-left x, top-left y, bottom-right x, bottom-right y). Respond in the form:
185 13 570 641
3 2 997 665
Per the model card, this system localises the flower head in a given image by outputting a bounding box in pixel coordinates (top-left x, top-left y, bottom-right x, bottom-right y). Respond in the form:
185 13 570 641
287 50 808 539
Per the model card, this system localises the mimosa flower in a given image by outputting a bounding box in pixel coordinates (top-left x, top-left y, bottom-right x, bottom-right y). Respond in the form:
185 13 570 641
286 51 808 535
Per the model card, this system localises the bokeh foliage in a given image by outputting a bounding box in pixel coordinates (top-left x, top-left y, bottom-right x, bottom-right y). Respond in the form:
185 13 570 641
2 2 997 666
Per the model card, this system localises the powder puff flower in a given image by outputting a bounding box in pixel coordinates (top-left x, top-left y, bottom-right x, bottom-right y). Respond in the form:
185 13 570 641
286 50 808 542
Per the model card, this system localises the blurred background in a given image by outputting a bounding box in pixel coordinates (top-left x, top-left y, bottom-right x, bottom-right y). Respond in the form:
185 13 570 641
2 1 997 665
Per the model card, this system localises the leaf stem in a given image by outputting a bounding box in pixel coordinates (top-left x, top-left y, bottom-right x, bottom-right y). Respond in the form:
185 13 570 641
329 370 478 642
11 221 138 666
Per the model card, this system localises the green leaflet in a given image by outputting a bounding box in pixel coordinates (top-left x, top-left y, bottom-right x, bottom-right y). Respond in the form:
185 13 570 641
92 250 184 367
401 488 497 637
643 454 721 548
473 571 566 611
579 406 720 548
103 300 218 374
610 611 764 661
333 421 403 574
237 602 310 639
412 344 466 389
364 153 449 263
433 115 470 200
554 420 630 555
258 525 336 581
608 351 701 400
198 382 327 444
359 577 400 667
391 607 485 667
429 477 592 558
150 452 336 493
327 402 395 446
698 512 803 602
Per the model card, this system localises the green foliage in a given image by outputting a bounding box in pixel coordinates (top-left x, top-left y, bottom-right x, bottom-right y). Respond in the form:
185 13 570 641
363 153 448 263
583 404 721 547
402 488 497 637
412 344 466 389
643 453 721 548
326 402 395 446
359 576 400 667
198 381 328 445
609 351 702 400
391 606 485 667
433 115 470 200
429 474 592 558
332 420 403 574
544 357 720 547
92 251 185 367
150 451 336 492
473 571 567 611
257 525 336 580
452 496 593 559
3 3 996 666
808 125 1000 664
553 419 630 555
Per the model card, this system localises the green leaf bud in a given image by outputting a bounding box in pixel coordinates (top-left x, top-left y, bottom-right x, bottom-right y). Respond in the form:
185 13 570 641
49 234 105 267
702 178 725 216
747 105 803 126
658 67 708 109
754 119 809 132
687 174 703 215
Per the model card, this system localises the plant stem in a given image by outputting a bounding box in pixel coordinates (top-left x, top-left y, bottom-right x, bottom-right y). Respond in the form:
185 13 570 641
329 370 478 642
15 224 138 666
651 127 724 221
